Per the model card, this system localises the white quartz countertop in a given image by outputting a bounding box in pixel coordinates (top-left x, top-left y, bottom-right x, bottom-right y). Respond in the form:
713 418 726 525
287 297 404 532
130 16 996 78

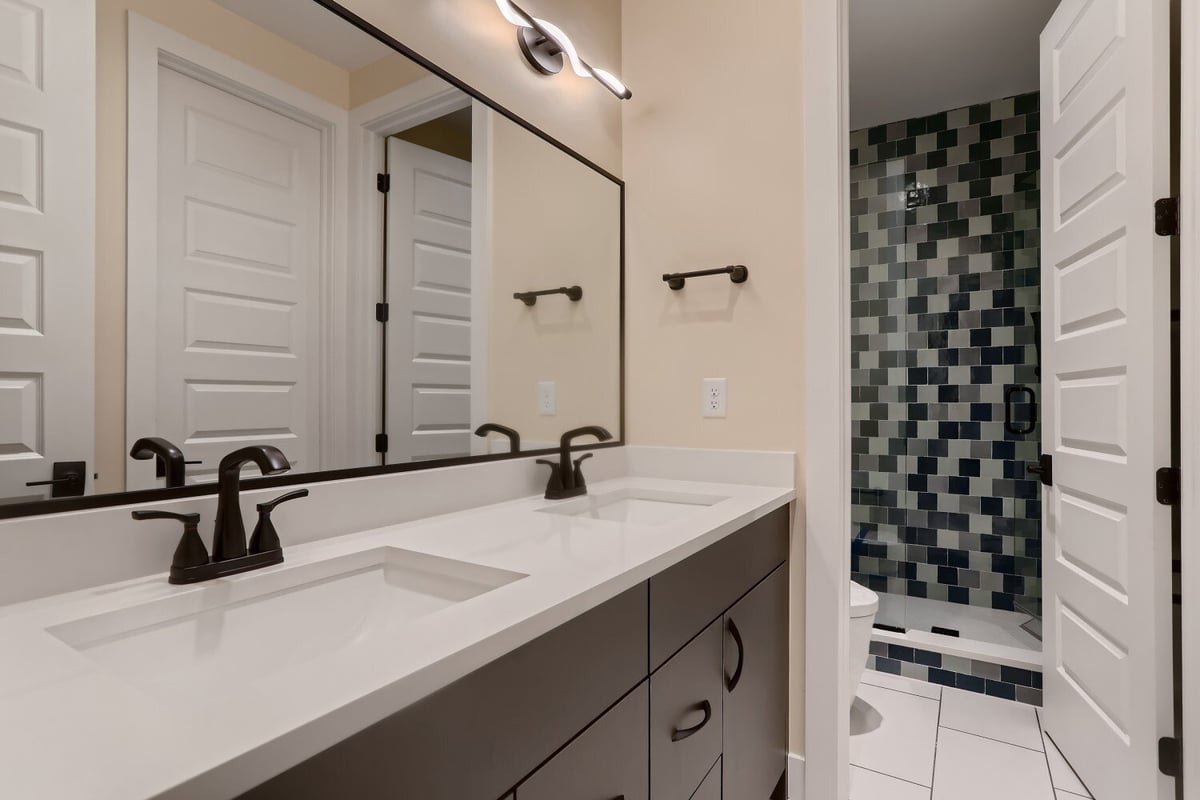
0 475 793 800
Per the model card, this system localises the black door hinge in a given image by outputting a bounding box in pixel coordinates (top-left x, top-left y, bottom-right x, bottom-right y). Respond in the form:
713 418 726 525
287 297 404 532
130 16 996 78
1159 736 1182 777
375 434 389 454
1028 454 1053 487
375 302 389 323
1157 467 1181 506
1156 197 1180 236
377 173 391 193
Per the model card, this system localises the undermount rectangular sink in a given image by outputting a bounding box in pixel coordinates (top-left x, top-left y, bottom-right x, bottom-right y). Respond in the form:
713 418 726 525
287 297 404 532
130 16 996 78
539 488 728 526
48 547 525 698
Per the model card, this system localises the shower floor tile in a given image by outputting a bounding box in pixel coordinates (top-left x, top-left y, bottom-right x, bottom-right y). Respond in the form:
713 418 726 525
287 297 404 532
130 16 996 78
850 681 1093 800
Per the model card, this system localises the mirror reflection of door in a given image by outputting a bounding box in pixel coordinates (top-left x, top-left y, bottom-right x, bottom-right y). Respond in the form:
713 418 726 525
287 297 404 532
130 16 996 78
0 0 95 504
151 66 322 485
384 109 476 464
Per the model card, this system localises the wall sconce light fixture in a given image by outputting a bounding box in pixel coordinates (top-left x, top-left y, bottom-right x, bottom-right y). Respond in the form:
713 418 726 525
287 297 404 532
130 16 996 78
495 0 632 100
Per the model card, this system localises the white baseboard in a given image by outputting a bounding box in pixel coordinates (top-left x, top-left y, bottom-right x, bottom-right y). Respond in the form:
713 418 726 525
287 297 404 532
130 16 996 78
789 752 806 800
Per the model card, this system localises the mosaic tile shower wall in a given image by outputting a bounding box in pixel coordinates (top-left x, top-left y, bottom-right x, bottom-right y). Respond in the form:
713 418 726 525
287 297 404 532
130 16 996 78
849 93 1043 617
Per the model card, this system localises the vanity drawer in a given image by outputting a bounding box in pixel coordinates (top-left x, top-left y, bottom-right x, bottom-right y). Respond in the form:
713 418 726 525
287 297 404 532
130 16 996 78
517 681 649 800
240 583 649 800
649 505 788 669
650 619 724 800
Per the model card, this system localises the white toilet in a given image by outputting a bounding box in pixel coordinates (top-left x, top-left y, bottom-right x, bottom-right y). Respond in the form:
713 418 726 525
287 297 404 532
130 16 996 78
849 580 880 708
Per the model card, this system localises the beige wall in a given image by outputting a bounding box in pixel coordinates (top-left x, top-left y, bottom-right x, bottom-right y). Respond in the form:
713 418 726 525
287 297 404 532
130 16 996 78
621 0 807 752
487 113 622 443
337 0 622 176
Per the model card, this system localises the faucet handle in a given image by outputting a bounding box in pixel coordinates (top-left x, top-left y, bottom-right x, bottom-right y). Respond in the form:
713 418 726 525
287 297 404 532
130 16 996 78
249 489 309 555
131 510 210 571
572 453 594 491
536 459 565 492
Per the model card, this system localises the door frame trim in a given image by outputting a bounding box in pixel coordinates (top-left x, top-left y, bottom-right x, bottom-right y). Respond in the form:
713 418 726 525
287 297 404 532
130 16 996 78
346 75 476 466
799 0 851 798
1180 0 1200 791
124 12 349 489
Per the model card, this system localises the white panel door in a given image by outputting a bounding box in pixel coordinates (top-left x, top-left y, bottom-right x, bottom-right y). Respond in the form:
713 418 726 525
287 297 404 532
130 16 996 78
149 66 321 484
385 137 472 462
0 0 94 502
1040 1 1174 798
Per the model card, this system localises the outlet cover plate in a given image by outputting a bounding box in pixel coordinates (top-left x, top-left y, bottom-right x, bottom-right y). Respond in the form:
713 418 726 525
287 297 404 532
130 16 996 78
538 381 557 416
703 378 727 418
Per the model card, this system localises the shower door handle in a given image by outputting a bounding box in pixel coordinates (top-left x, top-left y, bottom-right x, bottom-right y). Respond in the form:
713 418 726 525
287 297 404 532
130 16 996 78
1004 386 1037 436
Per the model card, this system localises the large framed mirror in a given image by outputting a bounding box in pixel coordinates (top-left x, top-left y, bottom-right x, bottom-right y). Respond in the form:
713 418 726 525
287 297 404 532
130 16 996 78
0 0 623 518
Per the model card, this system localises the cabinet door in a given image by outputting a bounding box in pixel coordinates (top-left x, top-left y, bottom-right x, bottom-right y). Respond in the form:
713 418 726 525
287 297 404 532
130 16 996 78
723 564 789 799
651 620 723 800
518 682 649 800
691 758 721 800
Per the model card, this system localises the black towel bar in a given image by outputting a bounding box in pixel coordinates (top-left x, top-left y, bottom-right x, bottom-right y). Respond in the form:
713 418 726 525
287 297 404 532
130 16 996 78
662 265 749 290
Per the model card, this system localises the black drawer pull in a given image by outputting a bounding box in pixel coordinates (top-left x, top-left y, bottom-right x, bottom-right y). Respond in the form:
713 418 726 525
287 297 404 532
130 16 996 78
670 700 712 742
726 618 745 693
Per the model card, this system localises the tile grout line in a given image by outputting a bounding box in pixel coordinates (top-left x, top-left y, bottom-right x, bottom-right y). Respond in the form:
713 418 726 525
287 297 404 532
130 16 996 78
852 763 935 792
1035 707 1063 800
937 723 1047 754
1036 707 1094 800
929 685 944 798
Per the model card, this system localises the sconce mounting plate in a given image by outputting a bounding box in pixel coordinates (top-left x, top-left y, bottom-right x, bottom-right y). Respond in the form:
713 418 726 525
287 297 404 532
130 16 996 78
518 26 565 75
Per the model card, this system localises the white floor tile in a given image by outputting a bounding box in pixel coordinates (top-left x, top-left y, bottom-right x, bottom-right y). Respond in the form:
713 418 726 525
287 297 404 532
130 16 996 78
861 668 943 700
932 729 1055 800
850 766 931 800
939 686 1044 751
850 683 940 787
1056 792 1091 800
1043 733 1092 797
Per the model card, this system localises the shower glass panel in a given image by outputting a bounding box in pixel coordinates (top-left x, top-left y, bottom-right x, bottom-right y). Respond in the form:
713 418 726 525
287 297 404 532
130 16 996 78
850 95 1044 651
849 149 913 633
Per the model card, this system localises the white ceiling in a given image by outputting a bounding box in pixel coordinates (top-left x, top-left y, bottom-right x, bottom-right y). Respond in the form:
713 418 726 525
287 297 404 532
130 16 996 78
849 0 1059 130
213 0 395 71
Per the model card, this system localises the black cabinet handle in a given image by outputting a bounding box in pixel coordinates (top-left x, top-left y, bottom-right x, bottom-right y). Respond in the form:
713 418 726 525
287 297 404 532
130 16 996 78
670 700 712 742
726 618 745 693
1004 385 1037 435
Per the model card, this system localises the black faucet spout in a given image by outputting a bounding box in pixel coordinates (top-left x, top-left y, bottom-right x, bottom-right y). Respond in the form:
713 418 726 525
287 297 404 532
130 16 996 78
553 426 613 495
213 446 291 562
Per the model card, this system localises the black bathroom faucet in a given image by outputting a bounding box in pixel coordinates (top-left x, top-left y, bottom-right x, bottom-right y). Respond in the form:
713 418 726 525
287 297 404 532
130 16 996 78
474 423 522 453
129 436 198 488
131 445 306 584
212 446 292 561
538 426 613 500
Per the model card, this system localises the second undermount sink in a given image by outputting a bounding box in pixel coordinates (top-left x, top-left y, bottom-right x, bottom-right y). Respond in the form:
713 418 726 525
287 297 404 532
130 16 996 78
47 547 525 698
539 488 728 526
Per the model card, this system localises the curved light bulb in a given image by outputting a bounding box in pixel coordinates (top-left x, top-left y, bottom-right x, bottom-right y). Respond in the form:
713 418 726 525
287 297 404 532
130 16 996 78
495 0 631 100
495 0 532 27
590 67 631 100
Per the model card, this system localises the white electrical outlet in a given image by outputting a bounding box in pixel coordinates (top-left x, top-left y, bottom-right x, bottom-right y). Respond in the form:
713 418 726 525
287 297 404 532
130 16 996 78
702 378 727 418
538 381 558 416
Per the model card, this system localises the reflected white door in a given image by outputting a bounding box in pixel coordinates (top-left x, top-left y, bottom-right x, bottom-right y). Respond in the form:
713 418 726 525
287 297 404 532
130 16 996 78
150 66 322 484
384 137 472 462
0 0 94 502
1040 0 1174 797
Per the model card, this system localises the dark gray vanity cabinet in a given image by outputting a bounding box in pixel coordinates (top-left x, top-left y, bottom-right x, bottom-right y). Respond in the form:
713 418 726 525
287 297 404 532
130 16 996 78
693 758 723 800
650 620 725 799
723 564 789 800
517 682 649 800
239 505 790 800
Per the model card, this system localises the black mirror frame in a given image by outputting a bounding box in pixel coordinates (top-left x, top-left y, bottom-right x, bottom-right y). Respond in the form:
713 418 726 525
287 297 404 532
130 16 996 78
0 0 624 521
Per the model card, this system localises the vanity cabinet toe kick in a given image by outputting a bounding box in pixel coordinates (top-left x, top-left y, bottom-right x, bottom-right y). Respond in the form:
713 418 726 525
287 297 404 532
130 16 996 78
241 505 790 800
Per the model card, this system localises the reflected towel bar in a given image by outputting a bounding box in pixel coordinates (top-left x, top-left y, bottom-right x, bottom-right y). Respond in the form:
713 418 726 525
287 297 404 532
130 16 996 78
662 265 749 290
514 285 583 306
